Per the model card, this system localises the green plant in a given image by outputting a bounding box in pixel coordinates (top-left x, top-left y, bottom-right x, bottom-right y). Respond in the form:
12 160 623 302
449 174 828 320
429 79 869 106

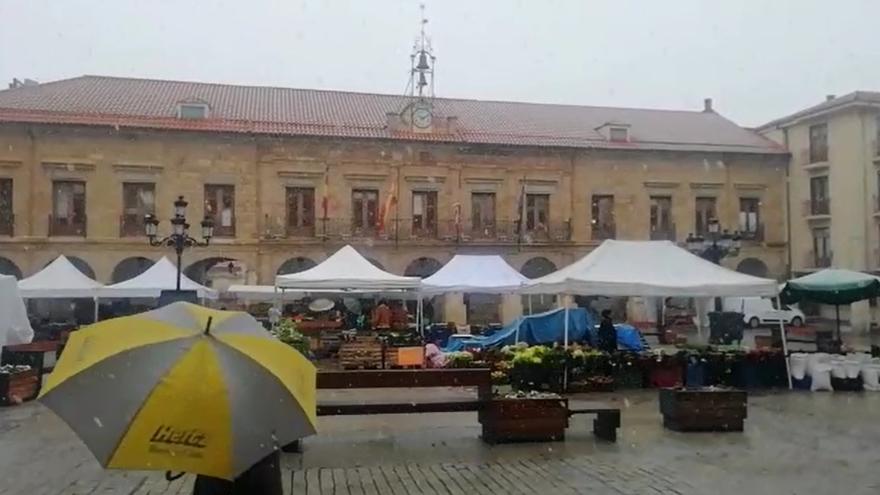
446 351 475 368
271 318 310 357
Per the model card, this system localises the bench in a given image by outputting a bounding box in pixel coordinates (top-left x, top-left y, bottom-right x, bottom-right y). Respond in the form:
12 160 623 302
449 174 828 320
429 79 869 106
316 368 492 416
567 402 621 442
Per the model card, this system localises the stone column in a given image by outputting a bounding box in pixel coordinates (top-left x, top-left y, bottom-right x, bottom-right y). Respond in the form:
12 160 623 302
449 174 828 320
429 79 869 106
499 294 523 324
850 300 871 333
443 292 467 326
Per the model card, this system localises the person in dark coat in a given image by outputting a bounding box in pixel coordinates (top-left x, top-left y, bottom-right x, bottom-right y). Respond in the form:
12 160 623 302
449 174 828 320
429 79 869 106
597 310 617 354
191 450 283 495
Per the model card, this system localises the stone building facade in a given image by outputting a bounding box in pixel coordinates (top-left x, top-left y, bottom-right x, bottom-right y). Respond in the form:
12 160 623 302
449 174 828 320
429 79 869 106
0 76 788 323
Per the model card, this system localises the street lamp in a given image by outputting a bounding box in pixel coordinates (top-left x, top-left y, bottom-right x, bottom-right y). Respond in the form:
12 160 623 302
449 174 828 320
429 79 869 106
145 195 214 291
686 218 742 311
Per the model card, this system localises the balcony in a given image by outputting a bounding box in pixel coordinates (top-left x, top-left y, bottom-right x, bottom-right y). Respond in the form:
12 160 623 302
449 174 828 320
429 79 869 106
49 214 86 237
591 223 616 241
802 198 830 218
285 223 316 238
309 218 571 244
0 213 12 236
806 251 833 269
649 223 676 241
739 223 764 242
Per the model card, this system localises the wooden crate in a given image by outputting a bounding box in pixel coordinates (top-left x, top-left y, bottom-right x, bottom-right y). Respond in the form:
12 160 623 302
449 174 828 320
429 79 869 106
0 370 40 406
659 388 747 432
479 398 568 443
338 337 383 369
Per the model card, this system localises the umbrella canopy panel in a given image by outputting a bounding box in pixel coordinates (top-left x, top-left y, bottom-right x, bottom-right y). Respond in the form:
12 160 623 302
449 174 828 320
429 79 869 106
781 269 880 305
40 302 316 480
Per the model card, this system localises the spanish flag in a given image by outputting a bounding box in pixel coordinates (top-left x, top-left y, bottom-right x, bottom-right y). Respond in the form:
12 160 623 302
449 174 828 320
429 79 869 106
378 180 398 233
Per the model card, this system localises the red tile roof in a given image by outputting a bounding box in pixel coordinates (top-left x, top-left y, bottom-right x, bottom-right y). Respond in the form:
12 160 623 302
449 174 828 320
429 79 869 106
0 76 785 154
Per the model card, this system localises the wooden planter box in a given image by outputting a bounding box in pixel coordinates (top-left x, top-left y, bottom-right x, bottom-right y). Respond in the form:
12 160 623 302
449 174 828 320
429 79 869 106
479 397 569 444
659 388 747 432
0 370 40 406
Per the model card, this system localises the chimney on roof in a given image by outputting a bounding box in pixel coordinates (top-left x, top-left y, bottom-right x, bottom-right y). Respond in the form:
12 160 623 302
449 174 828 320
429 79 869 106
8 78 39 89
703 98 714 113
826 94 836 102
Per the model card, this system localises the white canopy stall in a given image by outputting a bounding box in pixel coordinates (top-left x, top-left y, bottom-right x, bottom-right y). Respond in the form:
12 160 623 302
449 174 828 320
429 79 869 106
524 240 789 387
275 245 423 330
18 255 105 321
0 275 33 347
99 257 218 299
421 255 529 294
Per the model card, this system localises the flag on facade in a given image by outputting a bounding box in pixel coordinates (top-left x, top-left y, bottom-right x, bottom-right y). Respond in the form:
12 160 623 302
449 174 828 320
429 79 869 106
378 180 398 234
321 168 330 220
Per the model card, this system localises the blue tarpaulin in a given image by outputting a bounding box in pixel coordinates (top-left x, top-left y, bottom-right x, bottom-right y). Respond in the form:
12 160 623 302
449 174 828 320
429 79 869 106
443 308 594 352
443 307 644 352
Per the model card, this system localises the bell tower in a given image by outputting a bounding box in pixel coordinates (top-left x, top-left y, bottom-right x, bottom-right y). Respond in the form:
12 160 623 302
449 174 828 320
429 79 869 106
400 4 436 131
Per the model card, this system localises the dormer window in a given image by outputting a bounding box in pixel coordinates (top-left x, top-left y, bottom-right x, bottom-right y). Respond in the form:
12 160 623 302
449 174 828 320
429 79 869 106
178 103 209 119
609 127 629 142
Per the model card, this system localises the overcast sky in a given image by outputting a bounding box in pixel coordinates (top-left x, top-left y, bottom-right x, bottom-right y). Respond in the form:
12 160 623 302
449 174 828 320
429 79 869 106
0 0 876 126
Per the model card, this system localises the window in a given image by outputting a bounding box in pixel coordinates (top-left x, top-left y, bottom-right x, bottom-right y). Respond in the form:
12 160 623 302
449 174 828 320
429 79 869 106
525 193 549 233
650 195 673 239
809 123 828 163
286 187 315 236
51 180 86 236
609 127 629 142
411 190 437 237
351 189 378 233
178 103 208 119
471 192 496 237
809 176 829 215
204 184 235 237
121 182 155 237
694 197 717 235
812 227 831 267
0 179 11 236
591 194 615 239
739 198 761 239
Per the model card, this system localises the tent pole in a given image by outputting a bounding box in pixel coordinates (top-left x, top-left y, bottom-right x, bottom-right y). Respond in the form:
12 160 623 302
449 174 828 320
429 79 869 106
775 296 792 390
836 304 841 343
93 296 99 323
528 295 533 315
563 299 570 393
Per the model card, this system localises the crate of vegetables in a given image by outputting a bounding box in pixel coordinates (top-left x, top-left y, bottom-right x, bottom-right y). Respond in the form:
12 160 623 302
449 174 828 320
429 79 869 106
0 365 39 406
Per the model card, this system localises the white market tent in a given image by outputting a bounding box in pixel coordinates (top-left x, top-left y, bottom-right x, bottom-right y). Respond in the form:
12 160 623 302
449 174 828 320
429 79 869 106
522 240 779 297
422 255 529 294
0 274 33 347
226 285 420 302
275 245 421 291
99 256 218 299
524 240 790 388
18 255 103 299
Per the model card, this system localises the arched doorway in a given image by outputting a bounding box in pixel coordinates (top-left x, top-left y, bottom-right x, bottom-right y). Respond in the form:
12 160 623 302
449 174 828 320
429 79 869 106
736 257 769 278
276 256 317 275
521 257 558 313
184 257 239 288
0 257 22 279
404 257 444 324
111 257 154 283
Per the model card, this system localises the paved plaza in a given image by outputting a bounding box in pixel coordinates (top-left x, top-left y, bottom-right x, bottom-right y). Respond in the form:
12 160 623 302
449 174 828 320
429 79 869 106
2 389 880 494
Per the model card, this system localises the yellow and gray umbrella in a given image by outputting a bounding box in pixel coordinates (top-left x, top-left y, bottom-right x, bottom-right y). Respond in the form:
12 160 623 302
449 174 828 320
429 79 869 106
39 302 316 480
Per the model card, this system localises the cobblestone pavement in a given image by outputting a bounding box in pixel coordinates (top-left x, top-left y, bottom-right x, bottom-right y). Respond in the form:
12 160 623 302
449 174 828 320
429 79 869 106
3 390 880 494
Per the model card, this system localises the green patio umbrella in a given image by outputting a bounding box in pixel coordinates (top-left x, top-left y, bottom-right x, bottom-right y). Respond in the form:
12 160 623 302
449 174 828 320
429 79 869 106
781 269 880 341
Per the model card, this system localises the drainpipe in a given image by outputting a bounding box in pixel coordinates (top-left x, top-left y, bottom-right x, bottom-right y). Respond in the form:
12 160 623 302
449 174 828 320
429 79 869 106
783 127 792 279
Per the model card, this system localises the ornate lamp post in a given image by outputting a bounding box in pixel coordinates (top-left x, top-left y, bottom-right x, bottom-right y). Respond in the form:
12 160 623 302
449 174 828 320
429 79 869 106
144 196 214 291
686 218 742 311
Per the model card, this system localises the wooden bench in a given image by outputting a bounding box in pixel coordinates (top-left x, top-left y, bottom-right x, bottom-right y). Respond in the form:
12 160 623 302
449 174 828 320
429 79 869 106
316 368 492 416
567 402 621 442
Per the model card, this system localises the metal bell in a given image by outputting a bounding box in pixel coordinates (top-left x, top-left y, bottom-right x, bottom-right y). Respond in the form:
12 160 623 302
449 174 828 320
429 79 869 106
416 51 430 70
418 72 428 87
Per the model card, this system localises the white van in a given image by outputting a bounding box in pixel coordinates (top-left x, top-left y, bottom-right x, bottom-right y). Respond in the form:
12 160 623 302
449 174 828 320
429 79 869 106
723 297 805 328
